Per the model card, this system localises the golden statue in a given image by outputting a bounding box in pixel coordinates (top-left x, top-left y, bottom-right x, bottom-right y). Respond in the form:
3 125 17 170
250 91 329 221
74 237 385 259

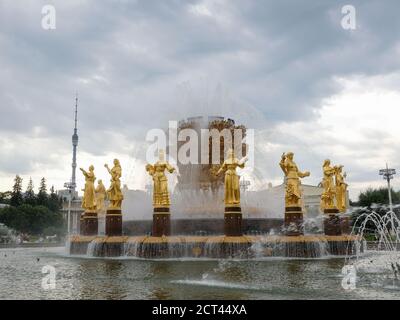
335 165 348 212
280 152 310 207
146 150 175 208
104 159 124 209
216 149 246 206
320 159 337 210
95 179 107 214
80 165 97 211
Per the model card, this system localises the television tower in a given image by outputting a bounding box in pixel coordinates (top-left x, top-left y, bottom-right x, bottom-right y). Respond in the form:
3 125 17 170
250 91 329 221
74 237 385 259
71 94 79 191
64 94 79 234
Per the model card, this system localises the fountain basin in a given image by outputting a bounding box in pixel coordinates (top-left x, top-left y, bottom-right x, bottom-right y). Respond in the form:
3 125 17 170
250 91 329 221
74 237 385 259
69 234 362 259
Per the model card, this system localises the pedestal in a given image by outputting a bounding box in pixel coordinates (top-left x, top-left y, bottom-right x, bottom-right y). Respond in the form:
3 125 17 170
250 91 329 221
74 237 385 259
224 206 242 236
79 215 85 235
340 216 351 234
324 208 342 236
152 207 171 237
284 206 304 236
106 209 122 236
82 211 98 236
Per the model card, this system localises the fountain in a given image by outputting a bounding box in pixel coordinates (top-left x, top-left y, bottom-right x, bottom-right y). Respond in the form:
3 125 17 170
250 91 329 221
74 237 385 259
342 208 400 281
68 126 362 258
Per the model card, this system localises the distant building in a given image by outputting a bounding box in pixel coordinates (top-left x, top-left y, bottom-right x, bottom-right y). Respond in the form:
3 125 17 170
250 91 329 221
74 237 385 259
60 198 84 234
266 183 350 217
57 189 79 202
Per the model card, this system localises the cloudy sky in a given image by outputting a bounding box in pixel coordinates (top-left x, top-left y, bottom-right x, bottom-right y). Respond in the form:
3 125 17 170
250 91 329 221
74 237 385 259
1 0 400 200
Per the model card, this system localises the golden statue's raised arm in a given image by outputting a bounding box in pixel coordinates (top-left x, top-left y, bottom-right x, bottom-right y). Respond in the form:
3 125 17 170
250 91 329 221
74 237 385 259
280 153 288 176
145 164 155 176
80 167 89 177
104 163 111 174
298 170 311 178
216 161 227 176
165 162 175 174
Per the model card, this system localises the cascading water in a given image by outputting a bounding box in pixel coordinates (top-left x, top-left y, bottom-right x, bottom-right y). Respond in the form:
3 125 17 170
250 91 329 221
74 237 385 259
65 238 71 254
124 240 141 257
349 210 400 254
86 240 100 256
345 209 400 278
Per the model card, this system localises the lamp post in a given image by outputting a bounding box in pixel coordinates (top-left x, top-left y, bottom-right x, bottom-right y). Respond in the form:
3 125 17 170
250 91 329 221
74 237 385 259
379 164 396 212
379 164 396 234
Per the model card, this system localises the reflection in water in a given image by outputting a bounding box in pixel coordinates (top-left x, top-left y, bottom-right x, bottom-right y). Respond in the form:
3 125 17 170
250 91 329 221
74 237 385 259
150 287 171 300
76 260 129 299
148 262 173 299
286 261 307 288
1 247 400 300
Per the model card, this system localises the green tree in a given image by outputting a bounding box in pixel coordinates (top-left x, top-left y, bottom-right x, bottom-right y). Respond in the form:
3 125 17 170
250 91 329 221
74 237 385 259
358 187 400 207
0 191 12 204
25 177 36 206
10 175 23 207
47 185 61 212
0 204 65 236
37 177 48 206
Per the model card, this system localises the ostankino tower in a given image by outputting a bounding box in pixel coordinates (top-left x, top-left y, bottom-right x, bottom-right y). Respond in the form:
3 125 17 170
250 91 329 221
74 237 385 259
71 94 79 192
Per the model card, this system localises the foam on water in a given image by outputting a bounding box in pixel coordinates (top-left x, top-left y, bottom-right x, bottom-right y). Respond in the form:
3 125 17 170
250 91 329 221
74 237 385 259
353 251 400 274
171 279 262 291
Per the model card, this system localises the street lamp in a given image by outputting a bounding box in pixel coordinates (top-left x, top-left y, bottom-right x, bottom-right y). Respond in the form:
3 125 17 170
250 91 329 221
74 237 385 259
64 181 76 235
379 164 396 213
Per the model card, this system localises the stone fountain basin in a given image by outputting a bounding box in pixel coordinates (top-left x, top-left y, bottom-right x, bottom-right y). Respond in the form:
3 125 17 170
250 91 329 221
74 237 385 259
69 234 362 259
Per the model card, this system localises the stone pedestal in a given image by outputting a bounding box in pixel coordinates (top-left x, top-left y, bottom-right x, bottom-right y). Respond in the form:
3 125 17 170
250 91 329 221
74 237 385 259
324 208 342 236
284 206 304 236
224 206 242 236
81 211 98 236
106 209 122 236
152 207 171 237
340 216 351 234
79 215 85 235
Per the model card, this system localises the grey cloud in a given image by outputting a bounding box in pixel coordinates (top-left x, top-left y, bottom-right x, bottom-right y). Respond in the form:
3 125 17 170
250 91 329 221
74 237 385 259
0 0 399 192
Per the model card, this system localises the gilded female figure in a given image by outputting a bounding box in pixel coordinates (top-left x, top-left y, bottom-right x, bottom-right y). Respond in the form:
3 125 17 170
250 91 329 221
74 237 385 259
146 150 175 207
279 152 310 207
320 159 337 210
216 149 246 206
104 159 124 209
95 179 107 214
335 165 348 212
80 165 96 211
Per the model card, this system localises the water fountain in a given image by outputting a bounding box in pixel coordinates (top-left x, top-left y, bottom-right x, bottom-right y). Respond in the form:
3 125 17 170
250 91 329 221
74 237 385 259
68 123 362 259
335 207 400 291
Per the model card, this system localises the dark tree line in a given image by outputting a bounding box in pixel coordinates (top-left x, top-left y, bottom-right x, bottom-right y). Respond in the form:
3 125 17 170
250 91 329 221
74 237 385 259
350 187 400 236
0 175 65 236
355 187 400 207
